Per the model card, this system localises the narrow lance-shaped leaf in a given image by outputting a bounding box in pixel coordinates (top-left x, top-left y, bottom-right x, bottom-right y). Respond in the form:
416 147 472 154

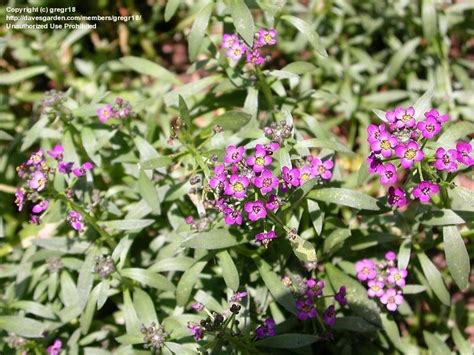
176 260 208 307
417 252 450 305
217 250 240 291
281 15 327 57
120 56 178 83
228 0 255 46
443 226 469 290
138 169 161 214
188 3 214 60
308 188 380 211
0 66 47 85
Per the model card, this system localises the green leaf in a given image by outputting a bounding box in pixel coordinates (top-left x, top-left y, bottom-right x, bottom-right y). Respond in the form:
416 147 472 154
420 208 464 226
452 326 472 355
397 239 411 270
20 116 48 152
443 226 470 290
149 257 195 272
188 3 214 60
289 234 317 263
372 109 387 122
213 111 251 131
120 268 176 291
417 252 450 305
423 331 451 355
120 56 178 83
450 186 474 208
176 260 207 307
386 38 420 80
256 334 319 349
216 250 239 291
138 169 161 214
255 259 296 315
380 313 405 351
11 301 55 319
80 284 100 334
402 285 427 294
123 289 141 336
77 247 99 310
281 15 327 57
363 90 409 105
141 156 172 169
422 0 438 40
133 289 158 325
308 188 380 211
323 229 351 254
0 316 47 338
101 219 154 231
437 121 474 146
0 66 47 85
413 85 434 120
134 136 159 161
308 200 324 235
178 95 192 129
333 317 380 333
294 138 354 155
228 0 255 46
0 130 13 141
282 61 317 75
164 0 181 22
181 229 247 249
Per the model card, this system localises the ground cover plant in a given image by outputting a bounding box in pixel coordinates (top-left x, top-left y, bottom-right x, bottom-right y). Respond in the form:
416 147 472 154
0 0 473 354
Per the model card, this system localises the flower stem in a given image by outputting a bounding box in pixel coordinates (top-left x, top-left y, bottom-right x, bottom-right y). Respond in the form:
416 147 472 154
255 67 275 110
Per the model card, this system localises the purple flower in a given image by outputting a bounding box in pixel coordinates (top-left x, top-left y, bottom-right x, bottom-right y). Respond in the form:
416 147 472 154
247 149 272 173
230 291 248 302
224 208 243 225
296 298 317 320
26 150 44 166
67 210 84 231
299 165 316 185
30 214 41 225
97 104 114 123
58 161 74 174
191 303 204 312
393 107 416 129
385 251 397 261
226 42 247 60
246 48 266 65
367 153 383 174
185 216 194 224
32 200 49 214
255 28 277 47
456 141 473 166
417 116 441 139
434 147 459 172
224 145 245 164
355 259 377 281
377 163 398 185
424 108 449 123
187 322 204 341
387 186 408 208
255 231 276 247
395 141 424 169
254 169 279 194
224 175 249 199
335 286 348 306
222 33 239 49
322 305 336 327
311 158 334 180
47 144 64 160
260 142 280 155
305 279 324 298
15 188 25 211
28 171 47 191
367 124 386 144
281 166 300 187
265 194 279 212
371 132 398 157
380 288 404 312
412 181 439 203
46 339 62 355
387 267 408 287
367 280 385 298
209 172 226 190
255 318 276 339
72 162 94 177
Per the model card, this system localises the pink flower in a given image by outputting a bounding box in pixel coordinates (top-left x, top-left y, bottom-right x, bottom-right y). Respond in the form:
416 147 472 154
311 158 334 180
255 317 276 339
394 107 416 129
367 280 385 298
355 259 377 281
424 108 449 123
67 210 84 231
247 149 272 173
298 166 316 185
15 188 25 211
222 33 239 49
367 124 386 144
46 339 62 355
322 305 336 327
224 208 243 225
456 141 473 166
58 161 74 174
380 288 404 312
412 181 439 203
377 163 398 185
72 162 94 177
47 144 64 160
296 298 317 320
385 251 397 261
191 302 204 311
187 322 204 341
260 142 280 155
255 230 276 247
185 216 194 224
367 153 382 174
335 286 348 306
244 200 267 221
224 175 249 199
265 194 279 212
32 200 49 214
224 145 245 164
28 171 47 191
281 166 300 187
387 187 408 208
246 48 266 65
255 28 277 47
395 141 424 169
97 104 114 123
387 267 408 287
371 132 398 157
305 279 324 298
26 150 44 166
417 116 441 139
226 42 247 60
434 147 458 172
253 169 279 194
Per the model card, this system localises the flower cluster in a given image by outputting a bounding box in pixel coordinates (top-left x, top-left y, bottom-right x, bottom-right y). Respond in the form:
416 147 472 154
205 142 333 248
46 339 62 355
367 107 473 206
263 120 293 145
140 323 167 351
15 148 91 229
96 97 135 123
222 28 277 65
356 251 407 312
255 318 276 339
